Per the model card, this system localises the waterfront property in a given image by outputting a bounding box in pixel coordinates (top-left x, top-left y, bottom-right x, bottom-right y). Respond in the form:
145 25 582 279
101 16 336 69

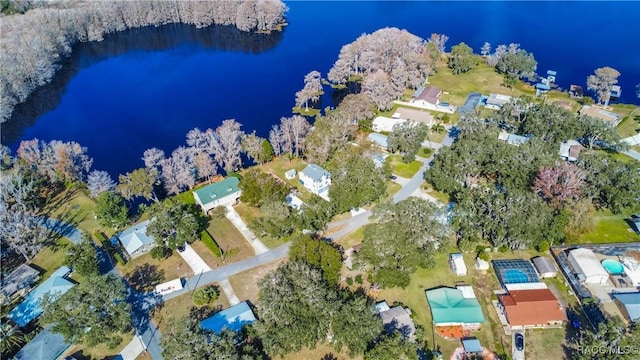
193 177 241 214
199 301 256 334
578 105 622 125
117 219 156 259
485 93 512 110
496 289 566 329
412 86 442 106
372 116 407 132
299 164 331 200
7 266 74 327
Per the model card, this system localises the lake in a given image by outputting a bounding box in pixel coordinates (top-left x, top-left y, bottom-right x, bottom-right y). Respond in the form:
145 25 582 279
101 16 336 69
4 1 639 177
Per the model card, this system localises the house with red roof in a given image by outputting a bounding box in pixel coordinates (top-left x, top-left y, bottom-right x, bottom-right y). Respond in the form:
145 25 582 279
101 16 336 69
497 289 566 329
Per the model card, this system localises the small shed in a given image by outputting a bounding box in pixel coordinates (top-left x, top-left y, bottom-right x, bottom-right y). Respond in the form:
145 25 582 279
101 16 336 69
450 253 467 276
462 338 483 354
532 256 557 278
285 169 297 180
475 258 490 272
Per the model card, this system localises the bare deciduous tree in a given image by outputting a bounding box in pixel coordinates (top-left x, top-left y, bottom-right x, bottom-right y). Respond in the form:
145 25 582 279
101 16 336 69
532 163 585 209
242 131 267 164
210 119 244 173
429 33 449 55
362 70 395 111
587 67 620 106
481 42 491 57
142 147 165 170
87 170 115 198
279 115 311 158
269 124 285 157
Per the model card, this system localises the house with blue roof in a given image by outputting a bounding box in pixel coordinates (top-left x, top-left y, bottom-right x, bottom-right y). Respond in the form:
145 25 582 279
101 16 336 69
14 326 71 360
7 266 74 327
193 177 241 214
612 292 640 322
117 219 156 259
299 164 331 200
200 301 256 334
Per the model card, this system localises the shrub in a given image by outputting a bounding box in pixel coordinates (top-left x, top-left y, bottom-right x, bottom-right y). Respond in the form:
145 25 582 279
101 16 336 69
354 274 363 284
201 230 222 257
498 244 509 253
577 96 595 105
536 241 550 252
478 251 490 261
210 206 227 219
346 277 353 286
192 285 219 306
150 246 171 260
114 253 126 265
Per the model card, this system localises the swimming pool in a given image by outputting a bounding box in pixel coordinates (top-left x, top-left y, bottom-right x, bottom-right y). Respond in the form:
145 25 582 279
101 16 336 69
601 259 625 275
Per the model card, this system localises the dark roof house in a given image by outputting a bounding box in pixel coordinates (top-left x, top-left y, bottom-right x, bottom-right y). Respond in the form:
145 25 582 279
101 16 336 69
1 264 40 301
376 301 416 341
414 86 441 105
612 292 640 322
532 256 558 278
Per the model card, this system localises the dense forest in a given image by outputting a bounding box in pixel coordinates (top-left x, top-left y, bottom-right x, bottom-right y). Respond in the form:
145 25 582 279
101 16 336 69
0 0 287 122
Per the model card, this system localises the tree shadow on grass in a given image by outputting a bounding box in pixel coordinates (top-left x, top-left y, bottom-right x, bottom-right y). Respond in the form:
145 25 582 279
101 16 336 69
189 304 222 322
126 264 165 293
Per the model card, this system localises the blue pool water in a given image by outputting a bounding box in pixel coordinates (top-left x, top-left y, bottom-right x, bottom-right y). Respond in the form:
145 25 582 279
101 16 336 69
601 259 625 275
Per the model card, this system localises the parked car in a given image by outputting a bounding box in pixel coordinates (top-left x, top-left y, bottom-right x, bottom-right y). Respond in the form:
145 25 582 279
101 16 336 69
515 333 524 351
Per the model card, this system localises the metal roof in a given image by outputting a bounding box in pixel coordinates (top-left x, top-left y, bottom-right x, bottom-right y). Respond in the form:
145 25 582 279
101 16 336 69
193 177 240 205
200 301 256 334
425 287 485 325
300 164 330 182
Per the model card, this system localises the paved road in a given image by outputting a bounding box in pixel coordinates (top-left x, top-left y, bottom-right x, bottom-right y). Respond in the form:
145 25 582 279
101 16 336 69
163 242 291 301
623 149 640 161
325 151 440 240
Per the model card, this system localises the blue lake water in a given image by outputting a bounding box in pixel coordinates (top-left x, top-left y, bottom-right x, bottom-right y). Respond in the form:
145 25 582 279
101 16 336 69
4 1 640 177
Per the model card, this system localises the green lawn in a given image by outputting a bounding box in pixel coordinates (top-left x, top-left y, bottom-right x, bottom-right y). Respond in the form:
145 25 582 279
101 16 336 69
616 113 640 138
30 238 74 280
386 181 402 198
426 130 447 145
333 227 364 249
421 181 451 204
417 147 434 158
428 64 533 106
42 185 102 235
575 210 640 244
385 155 422 178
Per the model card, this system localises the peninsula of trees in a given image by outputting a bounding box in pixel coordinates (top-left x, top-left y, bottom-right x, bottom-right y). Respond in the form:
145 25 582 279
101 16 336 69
0 0 287 123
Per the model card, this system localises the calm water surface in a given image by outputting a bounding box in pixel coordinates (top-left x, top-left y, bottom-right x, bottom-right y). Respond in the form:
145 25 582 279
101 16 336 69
5 1 640 176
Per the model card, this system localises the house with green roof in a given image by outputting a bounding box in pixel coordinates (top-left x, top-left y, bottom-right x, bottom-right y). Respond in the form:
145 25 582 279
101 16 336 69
425 286 485 330
193 177 241 214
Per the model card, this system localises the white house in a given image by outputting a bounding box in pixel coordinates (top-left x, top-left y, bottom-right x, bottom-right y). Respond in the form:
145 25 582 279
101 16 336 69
117 220 157 259
485 93 512 110
372 116 407 132
412 86 441 107
568 248 610 285
193 177 241 214
285 169 297 180
299 164 331 200
450 253 467 276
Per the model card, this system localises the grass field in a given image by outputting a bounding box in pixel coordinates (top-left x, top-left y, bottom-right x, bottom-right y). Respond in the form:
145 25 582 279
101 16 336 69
30 238 74 280
42 185 102 235
616 112 640 138
61 331 134 360
385 155 422 178
575 210 640 244
421 182 451 204
333 227 364 250
428 64 532 106
228 259 285 304
206 216 255 263
118 252 190 292
151 290 229 333
386 181 402 198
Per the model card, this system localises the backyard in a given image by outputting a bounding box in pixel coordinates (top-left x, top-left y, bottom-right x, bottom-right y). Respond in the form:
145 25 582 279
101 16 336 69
118 252 190 292
575 210 640 244
385 155 422 178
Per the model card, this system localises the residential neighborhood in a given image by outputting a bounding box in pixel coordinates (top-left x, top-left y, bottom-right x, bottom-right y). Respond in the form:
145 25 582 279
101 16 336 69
1 2 640 360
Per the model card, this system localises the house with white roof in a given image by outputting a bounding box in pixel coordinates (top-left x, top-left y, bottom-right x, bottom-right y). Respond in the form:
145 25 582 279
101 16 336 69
485 93 512 110
299 164 331 200
193 177 242 214
117 219 156 259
